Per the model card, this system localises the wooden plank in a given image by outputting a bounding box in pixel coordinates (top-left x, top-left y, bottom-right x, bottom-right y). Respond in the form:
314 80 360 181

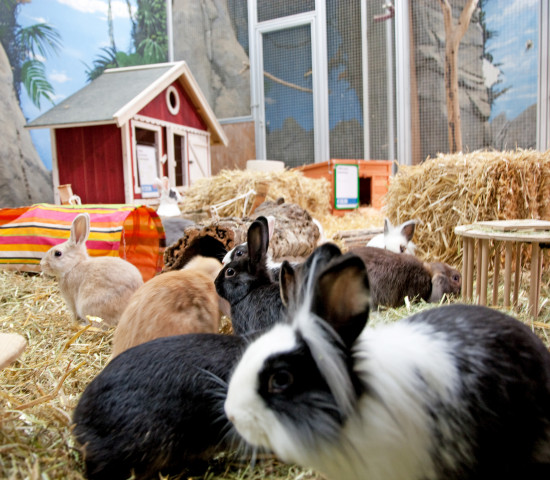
475 219 550 231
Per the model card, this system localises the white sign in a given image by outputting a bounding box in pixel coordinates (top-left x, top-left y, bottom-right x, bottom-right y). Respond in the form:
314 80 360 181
136 145 159 198
334 164 359 209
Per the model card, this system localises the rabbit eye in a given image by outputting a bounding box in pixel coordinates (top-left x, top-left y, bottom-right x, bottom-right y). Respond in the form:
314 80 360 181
225 268 235 278
235 250 244 257
400 245 406 253
452 274 460 283
54 250 62 257
268 369 294 394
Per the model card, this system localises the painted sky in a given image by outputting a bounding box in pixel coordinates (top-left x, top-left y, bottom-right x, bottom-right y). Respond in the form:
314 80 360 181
484 0 539 121
17 0 137 170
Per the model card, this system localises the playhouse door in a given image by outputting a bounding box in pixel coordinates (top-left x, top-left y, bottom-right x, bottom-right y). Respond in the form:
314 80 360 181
167 127 188 188
188 133 210 185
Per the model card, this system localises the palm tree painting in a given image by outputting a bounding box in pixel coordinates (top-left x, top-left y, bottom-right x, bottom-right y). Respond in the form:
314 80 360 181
0 0 62 109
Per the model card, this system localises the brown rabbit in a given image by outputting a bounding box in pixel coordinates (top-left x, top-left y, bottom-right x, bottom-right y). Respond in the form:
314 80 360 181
110 255 223 359
350 246 461 308
40 213 144 327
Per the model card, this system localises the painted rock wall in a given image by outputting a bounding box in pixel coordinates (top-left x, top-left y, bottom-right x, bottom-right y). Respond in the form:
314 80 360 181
0 44 53 208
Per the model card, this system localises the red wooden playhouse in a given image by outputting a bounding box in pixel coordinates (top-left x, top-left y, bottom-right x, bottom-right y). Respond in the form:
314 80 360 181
27 62 228 205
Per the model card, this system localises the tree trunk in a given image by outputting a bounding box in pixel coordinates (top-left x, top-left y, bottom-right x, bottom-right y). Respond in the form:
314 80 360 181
438 0 479 153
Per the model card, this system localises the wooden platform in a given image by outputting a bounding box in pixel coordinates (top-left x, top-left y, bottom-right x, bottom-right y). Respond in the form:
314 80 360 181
455 220 550 317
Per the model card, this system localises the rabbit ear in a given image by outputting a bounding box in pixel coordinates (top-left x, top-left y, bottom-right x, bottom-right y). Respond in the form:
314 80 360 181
280 243 342 309
253 215 275 240
400 220 417 242
311 253 370 349
279 260 295 307
247 219 269 269
384 218 392 235
70 213 90 246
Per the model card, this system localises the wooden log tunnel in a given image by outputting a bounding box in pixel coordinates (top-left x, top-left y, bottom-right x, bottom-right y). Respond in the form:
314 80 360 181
163 201 322 272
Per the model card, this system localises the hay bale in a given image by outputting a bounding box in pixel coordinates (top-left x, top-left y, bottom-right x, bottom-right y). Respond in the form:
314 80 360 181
179 168 331 219
383 149 550 265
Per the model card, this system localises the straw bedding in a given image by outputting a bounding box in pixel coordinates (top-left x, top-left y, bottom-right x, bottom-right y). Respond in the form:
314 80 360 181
2 158 549 478
382 149 550 265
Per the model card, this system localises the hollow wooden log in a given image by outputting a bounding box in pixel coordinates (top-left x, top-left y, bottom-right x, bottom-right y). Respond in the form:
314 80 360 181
162 201 321 272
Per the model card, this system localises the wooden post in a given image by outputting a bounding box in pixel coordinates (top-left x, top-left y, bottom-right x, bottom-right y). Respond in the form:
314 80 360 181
503 241 513 307
492 241 500 305
437 0 479 153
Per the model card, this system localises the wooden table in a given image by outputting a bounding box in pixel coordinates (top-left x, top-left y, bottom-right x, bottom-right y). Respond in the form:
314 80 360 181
454 220 550 317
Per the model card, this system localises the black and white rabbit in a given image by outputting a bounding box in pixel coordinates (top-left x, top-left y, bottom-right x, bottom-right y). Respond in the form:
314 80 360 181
367 218 417 254
225 245 550 480
72 333 247 480
215 216 286 335
351 246 461 308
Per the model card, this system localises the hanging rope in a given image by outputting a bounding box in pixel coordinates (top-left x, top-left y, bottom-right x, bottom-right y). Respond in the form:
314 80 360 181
209 189 257 220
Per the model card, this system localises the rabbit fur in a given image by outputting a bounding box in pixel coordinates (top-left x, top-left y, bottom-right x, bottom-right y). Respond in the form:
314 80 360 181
110 255 223 358
367 218 417 255
215 216 286 335
351 246 461 308
40 213 143 327
73 333 247 480
225 244 550 480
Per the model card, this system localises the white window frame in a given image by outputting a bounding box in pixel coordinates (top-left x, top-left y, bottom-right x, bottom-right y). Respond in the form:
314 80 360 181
131 120 162 196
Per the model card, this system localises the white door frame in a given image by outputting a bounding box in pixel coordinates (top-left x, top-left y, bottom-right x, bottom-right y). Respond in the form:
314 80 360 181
248 0 329 164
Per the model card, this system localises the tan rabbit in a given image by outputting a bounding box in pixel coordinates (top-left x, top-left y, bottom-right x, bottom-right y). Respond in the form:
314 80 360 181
40 213 144 327
110 255 223 359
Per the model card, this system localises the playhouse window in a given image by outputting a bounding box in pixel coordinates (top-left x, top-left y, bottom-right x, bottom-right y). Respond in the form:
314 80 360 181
166 86 180 115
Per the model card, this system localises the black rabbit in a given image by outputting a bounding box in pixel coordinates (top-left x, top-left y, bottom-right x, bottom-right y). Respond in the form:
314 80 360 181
215 217 286 335
72 333 246 479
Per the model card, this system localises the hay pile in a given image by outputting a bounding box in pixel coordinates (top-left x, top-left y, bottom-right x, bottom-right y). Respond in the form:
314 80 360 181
383 149 550 265
180 169 332 219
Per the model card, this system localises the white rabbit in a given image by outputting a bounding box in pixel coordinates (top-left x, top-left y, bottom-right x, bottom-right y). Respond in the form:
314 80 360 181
154 176 195 246
155 176 182 217
40 213 144 327
367 218 417 254
225 245 550 480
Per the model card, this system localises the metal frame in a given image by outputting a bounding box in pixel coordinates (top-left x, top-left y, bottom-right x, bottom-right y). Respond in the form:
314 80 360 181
537 0 549 151
361 0 371 160
248 0 329 164
395 0 412 167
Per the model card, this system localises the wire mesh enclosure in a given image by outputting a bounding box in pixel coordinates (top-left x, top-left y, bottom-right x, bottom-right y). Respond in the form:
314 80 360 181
175 0 544 168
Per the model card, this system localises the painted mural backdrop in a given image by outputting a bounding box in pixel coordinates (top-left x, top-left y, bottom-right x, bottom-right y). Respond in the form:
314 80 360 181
0 0 542 173
1 0 167 171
